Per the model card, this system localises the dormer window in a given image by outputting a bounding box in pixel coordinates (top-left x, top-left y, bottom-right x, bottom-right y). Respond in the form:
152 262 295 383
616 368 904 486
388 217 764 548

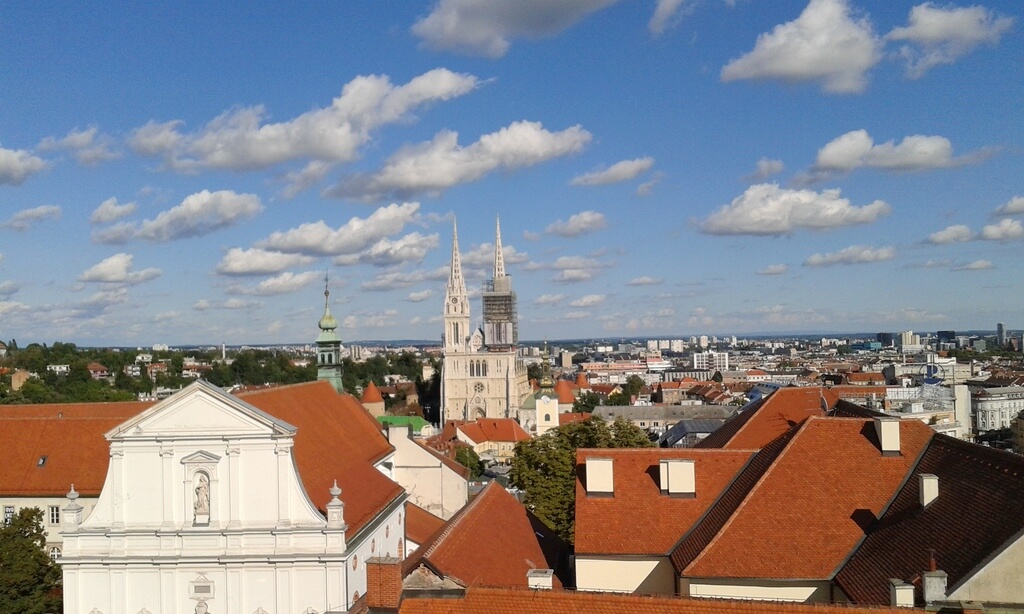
37 456 47 468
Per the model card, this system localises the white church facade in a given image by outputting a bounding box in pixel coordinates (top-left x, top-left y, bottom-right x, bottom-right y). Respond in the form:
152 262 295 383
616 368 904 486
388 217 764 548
440 219 531 423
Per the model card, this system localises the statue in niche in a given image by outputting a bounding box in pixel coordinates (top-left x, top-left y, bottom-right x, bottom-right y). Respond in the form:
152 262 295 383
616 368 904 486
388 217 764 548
194 602 209 614
194 473 210 515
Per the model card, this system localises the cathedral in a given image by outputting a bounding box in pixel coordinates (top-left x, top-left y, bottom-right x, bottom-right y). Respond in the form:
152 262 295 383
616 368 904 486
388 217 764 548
441 218 531 422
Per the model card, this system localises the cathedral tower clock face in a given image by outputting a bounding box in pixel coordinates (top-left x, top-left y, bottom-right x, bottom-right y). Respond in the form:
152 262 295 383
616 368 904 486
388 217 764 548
451 297 459 304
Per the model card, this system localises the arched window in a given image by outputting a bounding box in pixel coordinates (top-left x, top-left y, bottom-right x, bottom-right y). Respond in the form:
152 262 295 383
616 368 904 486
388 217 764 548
544 414 551 422
398 538 405 558
49 547 61 560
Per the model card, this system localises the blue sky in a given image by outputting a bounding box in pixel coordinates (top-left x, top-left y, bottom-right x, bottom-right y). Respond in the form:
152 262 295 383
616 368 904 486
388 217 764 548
1 0 1021 346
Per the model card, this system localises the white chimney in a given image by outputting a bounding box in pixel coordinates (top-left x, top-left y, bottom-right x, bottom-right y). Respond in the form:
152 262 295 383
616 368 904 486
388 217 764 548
527 568 554 590
585 457 614 496
919 473 939 508
874 417 901 456
922 569 947 606
660 459 696 498
889 579 915 608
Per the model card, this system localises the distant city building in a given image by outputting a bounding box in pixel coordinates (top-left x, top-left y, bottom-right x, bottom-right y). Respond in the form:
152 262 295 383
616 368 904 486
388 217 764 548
692 350 729 372
997 322 1007 347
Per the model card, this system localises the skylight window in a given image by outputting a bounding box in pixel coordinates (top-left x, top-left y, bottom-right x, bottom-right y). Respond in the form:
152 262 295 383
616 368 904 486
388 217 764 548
37 456 47 467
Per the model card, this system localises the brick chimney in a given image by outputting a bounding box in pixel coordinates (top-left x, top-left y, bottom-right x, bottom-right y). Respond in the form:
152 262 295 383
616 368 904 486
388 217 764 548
366 557 402 610
922 552 948 606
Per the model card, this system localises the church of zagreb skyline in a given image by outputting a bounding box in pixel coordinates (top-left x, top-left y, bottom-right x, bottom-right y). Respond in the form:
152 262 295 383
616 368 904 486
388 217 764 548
440 218 531 424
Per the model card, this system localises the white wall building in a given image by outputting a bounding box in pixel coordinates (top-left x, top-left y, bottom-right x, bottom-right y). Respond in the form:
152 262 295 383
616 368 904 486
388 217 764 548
692 351 729 372
973 386 1024 432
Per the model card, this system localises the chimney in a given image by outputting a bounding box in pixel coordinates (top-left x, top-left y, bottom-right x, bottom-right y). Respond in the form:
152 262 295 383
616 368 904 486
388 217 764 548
585 457 614 496
659 459 696 498
922 568 948 606
874 417 901 456
889 579 915 607
366 557 403 610
527 568 554 590
919 473 939 508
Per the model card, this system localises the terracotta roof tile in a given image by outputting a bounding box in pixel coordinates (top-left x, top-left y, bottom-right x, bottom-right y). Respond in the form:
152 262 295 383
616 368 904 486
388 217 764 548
398 586 918 614
575 373 589 388
684 417 934 580
405 502 446 546
696 387 837 450
457 418 530 444
361 381 385 403
0 402 154 496
835 435 1024 604
554 380 576 404
558 413 590 426
575 448 755 556
237 380 405 539
407 482 570 588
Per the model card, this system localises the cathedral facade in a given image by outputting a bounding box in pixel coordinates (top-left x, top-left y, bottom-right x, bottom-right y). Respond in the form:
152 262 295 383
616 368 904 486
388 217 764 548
441 219 531 422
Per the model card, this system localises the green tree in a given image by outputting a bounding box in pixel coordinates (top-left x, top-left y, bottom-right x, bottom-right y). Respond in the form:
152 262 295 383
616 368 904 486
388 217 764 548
510 417 653 543
454 446 484 479
623 375 645 397
0 507 62 614
572 391 601 413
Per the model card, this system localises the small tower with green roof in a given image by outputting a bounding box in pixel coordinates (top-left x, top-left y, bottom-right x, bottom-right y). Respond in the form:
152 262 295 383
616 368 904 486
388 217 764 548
316 274 344 393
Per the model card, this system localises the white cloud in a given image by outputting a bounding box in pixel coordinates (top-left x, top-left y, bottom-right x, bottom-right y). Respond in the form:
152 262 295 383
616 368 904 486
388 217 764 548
37 126 119 165
412 0 618 57
700 183 890 235
980 218 1024 242
952 259 993 271
804 245 896 267
328 121 591 201
222 298 261 310
926 224 973 245
888 3 1014 78
552 269 594 284
570 157 654 186
407 289 434 302
129 69 480 172
229 271 321 296
810 129 983 177
758 264 788 275
570 294 606 307
333 232 439 266
215 248 315 276
649 0 691 35
90 197 137 224
361 266 450 292
635 173 663 197
460 242 529 267
565 311 591 320
0 145 49 185
0 281 20 298
259 202 420 256
193 299 212 311
545 210 607 237
132 190 262 242
78 253 162 285
522 230 540 241
343 309 399 329
721 0 882 94
533 293 566 306
993 196 1024 217
744 157 785 182
1 205 62 231
628 276 663 286
90 223 136 245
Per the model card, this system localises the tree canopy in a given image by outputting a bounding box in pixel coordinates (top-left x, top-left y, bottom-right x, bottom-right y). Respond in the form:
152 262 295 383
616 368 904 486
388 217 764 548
510 416 652 544
0 507 62 614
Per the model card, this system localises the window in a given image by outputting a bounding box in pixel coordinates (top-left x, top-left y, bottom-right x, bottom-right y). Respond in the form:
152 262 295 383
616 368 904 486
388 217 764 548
49 547 61 561
49 506 60 525
3 506 13 525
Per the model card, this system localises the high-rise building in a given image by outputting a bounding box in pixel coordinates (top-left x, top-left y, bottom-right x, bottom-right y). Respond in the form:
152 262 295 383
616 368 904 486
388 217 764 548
692 350 729 371
441 218 531 423
997 322 1007 347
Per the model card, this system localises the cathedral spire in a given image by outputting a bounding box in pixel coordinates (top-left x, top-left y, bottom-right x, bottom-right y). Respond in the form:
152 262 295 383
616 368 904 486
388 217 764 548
448 218 467 298
493 216 506 280
316 272 344 394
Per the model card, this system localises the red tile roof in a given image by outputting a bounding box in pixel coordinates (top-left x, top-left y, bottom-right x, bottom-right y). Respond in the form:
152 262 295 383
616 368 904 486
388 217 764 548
239 381 404 539
362 381 385 403
835 434 1024 605
554 380 576 404
558 413 590 426
575 373 589 388
683 417 934 580
398 586 917 614
457 419 530 444
405 502 446 546
696 387 838 450
0 402 154 497
575 448 755 556
406 482 569 588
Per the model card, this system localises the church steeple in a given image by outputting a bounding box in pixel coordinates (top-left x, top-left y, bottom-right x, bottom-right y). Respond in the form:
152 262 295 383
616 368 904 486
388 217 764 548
493 216 506 280
316 273 344 394
444 219 470 353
